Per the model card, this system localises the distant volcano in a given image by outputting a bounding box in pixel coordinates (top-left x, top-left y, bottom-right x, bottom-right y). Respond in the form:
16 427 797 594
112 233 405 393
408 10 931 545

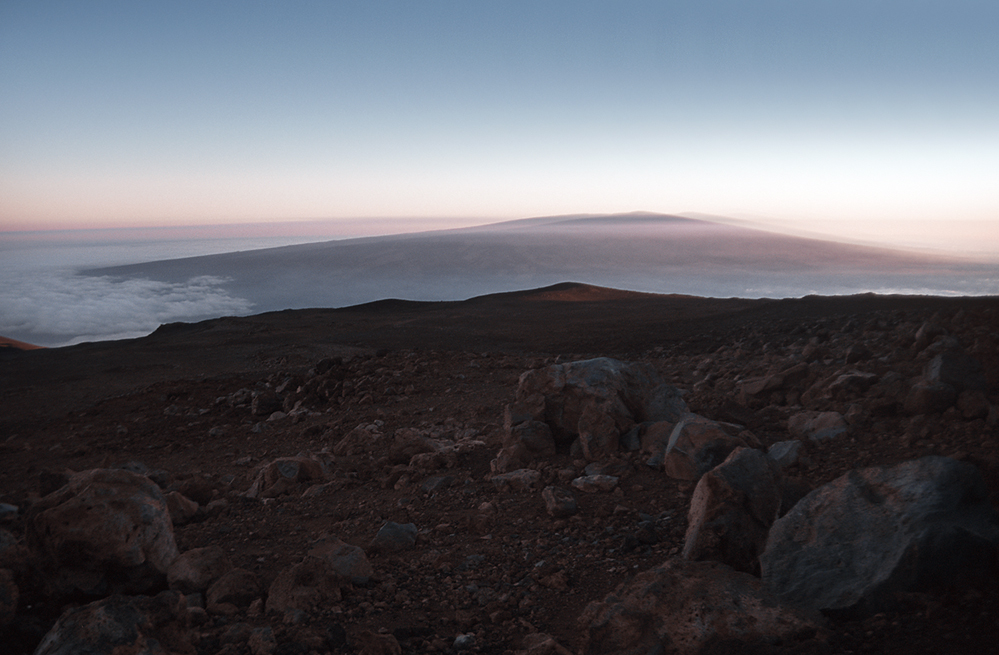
88 212 997 315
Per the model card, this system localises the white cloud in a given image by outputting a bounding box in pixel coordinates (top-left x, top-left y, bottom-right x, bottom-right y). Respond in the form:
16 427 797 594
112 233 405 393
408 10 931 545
0 269 254 347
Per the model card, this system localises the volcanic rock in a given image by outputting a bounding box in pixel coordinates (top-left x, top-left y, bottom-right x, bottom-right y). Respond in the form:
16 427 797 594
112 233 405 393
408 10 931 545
244 454 332 499
761 456 999 617
206 568 261 615
578 558 825 655
167 545 232 594
511 357 687 461
33 590 194 655
683 447 783 573
26 468 179 597
787 410 848 442
265 556 345 614
541 486 578 518
660 414 747 481
369 521 418 553
308 535 374 585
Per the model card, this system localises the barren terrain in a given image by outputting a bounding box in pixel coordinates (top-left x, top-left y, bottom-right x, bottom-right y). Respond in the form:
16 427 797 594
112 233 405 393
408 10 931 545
2 284 998 654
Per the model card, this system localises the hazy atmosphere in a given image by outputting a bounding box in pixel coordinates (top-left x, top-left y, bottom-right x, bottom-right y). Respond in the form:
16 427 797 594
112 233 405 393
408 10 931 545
2 2 998 346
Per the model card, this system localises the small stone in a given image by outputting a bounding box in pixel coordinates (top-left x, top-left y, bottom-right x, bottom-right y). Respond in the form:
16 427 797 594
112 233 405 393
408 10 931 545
454 633 476 650
571 474 619 493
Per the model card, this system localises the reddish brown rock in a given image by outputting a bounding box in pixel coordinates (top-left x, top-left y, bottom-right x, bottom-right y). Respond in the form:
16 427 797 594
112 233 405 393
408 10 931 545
26 468 179 597
265 556 345 614
165 491 200 526
578 558 824 655
167 545 232 593
244 454 332 499
512 357 687 461
662 415 747 481
308 535 374 585
206 568 261 614
683 447 783 573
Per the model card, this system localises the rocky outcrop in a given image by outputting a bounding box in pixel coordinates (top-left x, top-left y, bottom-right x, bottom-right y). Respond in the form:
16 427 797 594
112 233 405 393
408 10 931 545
578 559 825 655
26 468 179 597
504 358 687 462
761 456 999 617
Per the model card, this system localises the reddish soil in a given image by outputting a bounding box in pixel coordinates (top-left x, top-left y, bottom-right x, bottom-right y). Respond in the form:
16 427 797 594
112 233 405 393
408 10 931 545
1 283 998 654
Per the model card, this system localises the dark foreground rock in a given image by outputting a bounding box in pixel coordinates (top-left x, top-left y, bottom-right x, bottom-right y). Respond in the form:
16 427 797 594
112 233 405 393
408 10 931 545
578 558 825 655
761 456 999 617
34 591 194 655
26 469 179 598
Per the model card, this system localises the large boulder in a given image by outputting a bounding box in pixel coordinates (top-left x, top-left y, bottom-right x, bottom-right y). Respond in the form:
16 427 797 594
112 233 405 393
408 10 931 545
34 590 194 655
26 468 179 597
683 447 783 573
509 358 687 461
761 456 999 617
578 559 824 655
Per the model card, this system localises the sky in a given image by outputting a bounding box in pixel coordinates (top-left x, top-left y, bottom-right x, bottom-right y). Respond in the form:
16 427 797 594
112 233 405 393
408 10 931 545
1 1 998 256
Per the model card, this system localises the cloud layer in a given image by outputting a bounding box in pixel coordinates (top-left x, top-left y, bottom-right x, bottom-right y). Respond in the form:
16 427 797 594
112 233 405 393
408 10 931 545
0 269 253 347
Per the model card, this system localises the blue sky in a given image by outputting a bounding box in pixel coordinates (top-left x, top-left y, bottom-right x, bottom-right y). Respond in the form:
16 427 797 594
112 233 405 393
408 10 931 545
2 1 997 255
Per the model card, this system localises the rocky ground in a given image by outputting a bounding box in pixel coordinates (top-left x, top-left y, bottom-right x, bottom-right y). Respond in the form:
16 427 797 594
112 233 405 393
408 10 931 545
1 284 998 654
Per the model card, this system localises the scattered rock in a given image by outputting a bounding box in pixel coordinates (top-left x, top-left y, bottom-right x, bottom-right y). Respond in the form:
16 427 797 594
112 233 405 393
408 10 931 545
510 357 687 462
165 490 200 525
571 474 619 493
244 454 332 498
206 568 261 614
491 468 542 492
767 440 803 469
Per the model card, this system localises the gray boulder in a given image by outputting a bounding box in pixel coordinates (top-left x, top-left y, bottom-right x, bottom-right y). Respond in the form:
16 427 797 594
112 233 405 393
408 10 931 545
925 350 987 393
787 410 847 442
683 447 783 573
578 558 824 655
761 456 999 617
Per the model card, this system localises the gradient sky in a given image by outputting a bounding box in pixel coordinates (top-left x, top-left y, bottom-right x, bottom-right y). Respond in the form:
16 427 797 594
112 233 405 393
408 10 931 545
2 1 997 255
